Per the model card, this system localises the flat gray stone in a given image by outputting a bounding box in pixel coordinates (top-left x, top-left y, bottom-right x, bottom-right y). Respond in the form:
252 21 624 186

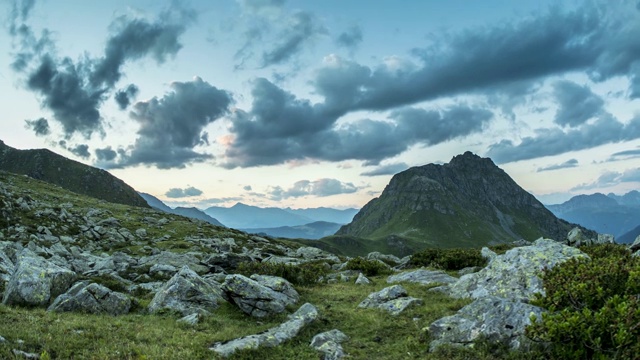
387 269 457 286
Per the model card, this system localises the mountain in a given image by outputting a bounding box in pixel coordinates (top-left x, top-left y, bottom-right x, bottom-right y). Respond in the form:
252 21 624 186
284 207 358 224
204 203 313 229
241 221 343 240
335 152 590 252
618 225 640 244
547 192 640 238
138 192 224 227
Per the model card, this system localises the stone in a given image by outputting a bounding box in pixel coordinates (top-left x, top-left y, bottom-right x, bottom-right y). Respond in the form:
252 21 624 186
481 247 497 261
209 303 318 357
387 269 457 286
12 349 39 359
148 266 225 316
135 228 147 238
429 296 544 351
310 329 349 360
177 313 202 325
2 249 77 307
445 238 587 301
137 251 208 275
566 227 592 247
0 335 5 343
355 273 371 285
629 235 640 252
367 252 402 266
48 281 131 315
457 266 481 276
149 264 178 279
358 285 423 316
221 274 299 317
597 233 615 244
202 252 253 271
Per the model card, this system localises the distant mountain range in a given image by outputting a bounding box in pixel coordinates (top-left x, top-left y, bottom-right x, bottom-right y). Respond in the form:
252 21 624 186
0 140 148 208
315 152 592 256
139 193 225 227
241 221 342 240
546 191 640 242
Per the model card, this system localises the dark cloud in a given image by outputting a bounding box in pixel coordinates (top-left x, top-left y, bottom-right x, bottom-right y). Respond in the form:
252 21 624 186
243 185 252 191
109 77 232 169
69 144 90 159
572 168 640 190
310 3 640 115
609 148 640 160
537 158 578 172
24 117 50 136
268 178 358 200
114 84 140 110
487 114 640 163
361 162 409 176
335 25 363 51
261 11 325 67
224 78 492 167
9 3 194 139
165 186 203 198
95 146 117 161
240 0 285 12
553 80 604 127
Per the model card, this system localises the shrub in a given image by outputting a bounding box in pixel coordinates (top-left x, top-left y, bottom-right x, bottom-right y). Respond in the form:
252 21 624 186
527 246 640 359
409 248 487 270
236 261 329 286
344 257 393 277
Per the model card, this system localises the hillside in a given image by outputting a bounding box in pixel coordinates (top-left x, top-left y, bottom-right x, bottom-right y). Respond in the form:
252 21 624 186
139 192 225 227
619 225 640 244
335 152 590 253
241 221 342 240
547 192 640 238
204 203 313 229
0 140 148 208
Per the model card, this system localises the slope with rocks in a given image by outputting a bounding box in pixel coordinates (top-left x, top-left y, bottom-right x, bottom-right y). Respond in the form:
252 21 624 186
0 140 148 208
336 152 591 252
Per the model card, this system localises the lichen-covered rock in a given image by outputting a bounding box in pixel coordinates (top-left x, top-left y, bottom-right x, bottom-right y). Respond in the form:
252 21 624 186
2 249 77 307
138 251 208 275
429 296 544 351
310 329 349 360
366 252 401 266
221 274 298 317
445 238 587 301
210 303 318 357
148 266 224 316
358 285 423 315
48 281 131 315
387 269 457 286
566 227 594 247
355 273 371 285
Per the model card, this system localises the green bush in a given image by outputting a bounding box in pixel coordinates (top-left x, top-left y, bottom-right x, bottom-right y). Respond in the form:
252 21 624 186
409 247 487 270
527 245 640 359
236 261 329 286
344 257 393 276
580 242 632 260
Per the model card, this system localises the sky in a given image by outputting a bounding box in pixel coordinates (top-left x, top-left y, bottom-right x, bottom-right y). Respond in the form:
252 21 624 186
1 0 640 209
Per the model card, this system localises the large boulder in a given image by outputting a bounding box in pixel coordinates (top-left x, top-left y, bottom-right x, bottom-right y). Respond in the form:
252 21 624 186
48 281 131 315
358 285 423 316
310 329 349 360
429 296 544 351
210 303 318 357
387 269 457 286
2 249 76 307
148 266 225 316
221 274 299 317
137 251 208 275
444 238 587 301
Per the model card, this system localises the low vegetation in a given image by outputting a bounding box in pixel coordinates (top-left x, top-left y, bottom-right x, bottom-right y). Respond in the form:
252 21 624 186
235 261 331 287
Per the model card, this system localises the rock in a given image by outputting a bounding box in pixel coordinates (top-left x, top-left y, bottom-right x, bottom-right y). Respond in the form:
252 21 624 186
325 270 361 283
135 228 147 238
387 269 457 286
148 266 225 316
0 250 14 284
358 285 423 316
0 334 5 343
221 274 299 317
629 235 640 252
445 238 587 301
12 349 39 359
48 281 131 315
429 296 544 351
209 303 318 357
367 252 401 266
481 247 497 260
296 246 339 262
149 264 178 279
597 233 615 244
566 227 593 247
2 249 77 307
137 251 208 275
310 329 349 360
457 266 481 276
355 273 371 285
202 252 253 271
177 313 202 325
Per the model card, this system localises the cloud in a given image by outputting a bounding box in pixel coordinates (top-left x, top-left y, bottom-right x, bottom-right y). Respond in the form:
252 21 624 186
223 77 493 167
537 158 578 172
107 77 232 169
243 185 252 191
9 3 194 138
267 178 358 200
361 162 409 176
69 144 90 159
609 148 640 160
165 186 203 198
24 117 50 136
553 80 604 127
95 146 117 161
114 84 140 110
309 3 640 115
487 114 640 163
8 0 36 36
335 25 363 52
260 11 325 67
572 168 640 191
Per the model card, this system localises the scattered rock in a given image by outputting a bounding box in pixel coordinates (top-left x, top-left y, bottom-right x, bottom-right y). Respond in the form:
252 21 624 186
221 274 299 317
0 334 5 343
355 273 371 285
366 252 401 266
148 266 225 316
358 285 423 315
177 312 202 325
310 329 349 360
209 303 319 357
48 281 131 315
629 235 640 252
387 269 457 286
12 349 39 359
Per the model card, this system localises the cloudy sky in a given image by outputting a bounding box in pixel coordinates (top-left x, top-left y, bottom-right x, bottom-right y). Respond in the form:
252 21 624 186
2 0 640 209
